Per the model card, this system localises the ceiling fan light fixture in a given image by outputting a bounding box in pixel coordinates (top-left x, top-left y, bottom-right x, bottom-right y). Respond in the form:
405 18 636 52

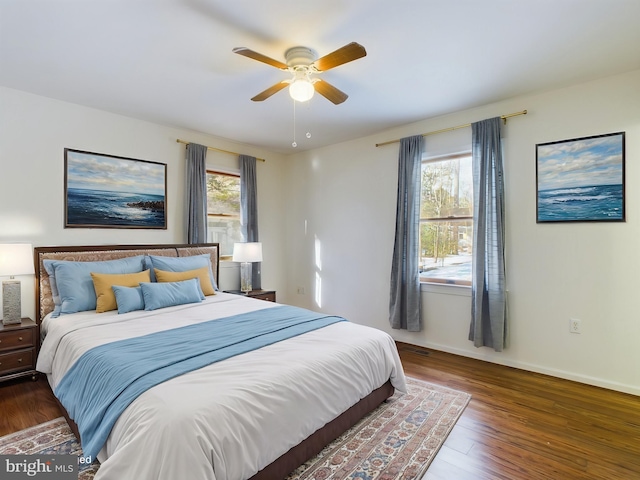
234 42 365 104
289 77 314 102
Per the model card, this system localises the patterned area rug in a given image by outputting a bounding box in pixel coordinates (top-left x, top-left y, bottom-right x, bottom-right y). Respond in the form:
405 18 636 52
0 377 470 480
0 417 98 479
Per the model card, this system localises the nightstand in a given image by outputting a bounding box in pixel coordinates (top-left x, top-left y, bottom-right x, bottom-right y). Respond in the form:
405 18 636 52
224 289 276 302
0 318 38 383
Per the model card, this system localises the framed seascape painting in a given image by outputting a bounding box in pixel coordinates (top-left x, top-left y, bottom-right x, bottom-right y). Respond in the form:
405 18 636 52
536 132 625 223
64 149 167 229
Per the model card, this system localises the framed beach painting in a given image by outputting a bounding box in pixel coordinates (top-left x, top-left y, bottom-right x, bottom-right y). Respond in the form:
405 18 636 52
536 132 625 223
64 149 167 229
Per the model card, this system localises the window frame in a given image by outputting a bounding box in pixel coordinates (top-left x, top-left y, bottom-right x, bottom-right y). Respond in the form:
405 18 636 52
419 152 473 287
206 169 242 261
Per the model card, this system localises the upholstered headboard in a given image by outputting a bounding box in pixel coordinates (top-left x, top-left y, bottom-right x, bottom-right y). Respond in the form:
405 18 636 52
34 243 220 324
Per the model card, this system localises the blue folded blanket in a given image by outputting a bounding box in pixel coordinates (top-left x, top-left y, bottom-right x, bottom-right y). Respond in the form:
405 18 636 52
55 305 346 459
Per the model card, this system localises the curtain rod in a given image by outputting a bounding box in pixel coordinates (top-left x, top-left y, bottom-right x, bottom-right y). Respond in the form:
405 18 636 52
176 139 266 162
375 110 528 147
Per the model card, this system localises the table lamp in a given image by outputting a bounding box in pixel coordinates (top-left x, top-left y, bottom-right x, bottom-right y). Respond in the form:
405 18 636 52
232 242 262 293
0 243 35 325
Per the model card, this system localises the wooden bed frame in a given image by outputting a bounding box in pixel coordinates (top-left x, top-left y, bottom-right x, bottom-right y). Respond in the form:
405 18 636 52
34 243 394 479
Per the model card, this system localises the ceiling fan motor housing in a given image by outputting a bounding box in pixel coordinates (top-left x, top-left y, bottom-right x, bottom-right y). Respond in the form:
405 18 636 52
285 47 317 67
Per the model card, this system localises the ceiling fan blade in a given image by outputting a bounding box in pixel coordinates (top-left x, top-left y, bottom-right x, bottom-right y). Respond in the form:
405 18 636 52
251 81 289 102
314 80 348 105
233 47 288 70
314 42 366 71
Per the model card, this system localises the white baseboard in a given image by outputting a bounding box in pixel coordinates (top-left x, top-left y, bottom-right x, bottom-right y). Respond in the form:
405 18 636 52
410 340 640 397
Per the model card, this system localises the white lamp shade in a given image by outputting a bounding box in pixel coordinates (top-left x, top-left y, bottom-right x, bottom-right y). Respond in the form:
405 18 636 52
0 243 34 276
232 242 263 263
289 79 315 102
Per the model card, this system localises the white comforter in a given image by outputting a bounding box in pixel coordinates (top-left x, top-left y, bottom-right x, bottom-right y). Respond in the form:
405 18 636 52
37 293 407 480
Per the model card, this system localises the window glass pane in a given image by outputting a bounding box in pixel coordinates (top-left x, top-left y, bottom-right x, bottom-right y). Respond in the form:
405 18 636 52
207 216 241 257
421 156 473 219
419 220 473 284
207 173 240 215
206 172 241 257
419 154 473 285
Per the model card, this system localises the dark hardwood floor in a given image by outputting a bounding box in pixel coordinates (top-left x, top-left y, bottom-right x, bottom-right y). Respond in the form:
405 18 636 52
0 374 62 436
1 344 639 479
397 343 640 480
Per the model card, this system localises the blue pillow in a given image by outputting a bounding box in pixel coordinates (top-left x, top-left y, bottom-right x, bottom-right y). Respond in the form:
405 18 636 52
112 285 145 314
45 256 145 316
139 279 203 311
43 260 62 317
145 254 218 290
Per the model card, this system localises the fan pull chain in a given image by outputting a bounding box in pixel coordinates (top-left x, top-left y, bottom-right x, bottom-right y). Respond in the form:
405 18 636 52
292 100 313 147
292 100 297 148
303 97 311 140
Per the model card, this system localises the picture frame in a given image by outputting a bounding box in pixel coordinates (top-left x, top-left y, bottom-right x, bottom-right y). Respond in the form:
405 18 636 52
536 132 625 223
64 149 167 229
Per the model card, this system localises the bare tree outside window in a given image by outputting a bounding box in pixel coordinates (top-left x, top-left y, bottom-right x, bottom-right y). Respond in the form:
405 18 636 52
419 154 473 285
206 171 242 258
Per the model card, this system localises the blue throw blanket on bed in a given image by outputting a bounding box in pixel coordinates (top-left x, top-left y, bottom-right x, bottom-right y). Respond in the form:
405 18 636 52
54 305 346 459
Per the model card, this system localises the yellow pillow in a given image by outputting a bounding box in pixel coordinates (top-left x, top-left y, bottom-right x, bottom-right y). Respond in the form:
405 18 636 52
91 270 151 313
154 266 216 296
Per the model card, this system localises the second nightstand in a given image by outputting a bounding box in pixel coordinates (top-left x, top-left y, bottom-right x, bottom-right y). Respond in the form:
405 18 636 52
224 289 276 302
0 318 38 383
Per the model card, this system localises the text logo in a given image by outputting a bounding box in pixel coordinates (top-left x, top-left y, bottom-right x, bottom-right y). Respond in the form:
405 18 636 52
0 455 77 480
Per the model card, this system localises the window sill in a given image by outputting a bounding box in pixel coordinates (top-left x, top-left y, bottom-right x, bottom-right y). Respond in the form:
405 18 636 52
219 258 237 268
420 281 471 297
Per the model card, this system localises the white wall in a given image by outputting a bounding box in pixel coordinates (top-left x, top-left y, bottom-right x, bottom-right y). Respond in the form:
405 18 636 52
0 86 289 320
285 69 640 395
2 69 638 395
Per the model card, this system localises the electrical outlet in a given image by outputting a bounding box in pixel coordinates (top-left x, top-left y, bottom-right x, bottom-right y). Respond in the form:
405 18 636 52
297 287 305 295
570 318 582 334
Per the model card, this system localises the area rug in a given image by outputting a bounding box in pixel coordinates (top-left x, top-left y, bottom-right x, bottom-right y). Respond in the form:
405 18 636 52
0 417 99 480
0 377 470 480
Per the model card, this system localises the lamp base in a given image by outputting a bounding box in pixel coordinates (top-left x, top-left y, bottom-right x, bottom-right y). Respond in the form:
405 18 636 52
240 262 253 294
2 280 22 325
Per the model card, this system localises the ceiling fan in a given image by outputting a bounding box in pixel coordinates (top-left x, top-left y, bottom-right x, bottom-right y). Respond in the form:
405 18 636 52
233 42 366 105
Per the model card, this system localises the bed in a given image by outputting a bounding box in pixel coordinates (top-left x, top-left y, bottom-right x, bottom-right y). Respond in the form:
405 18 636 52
34 243 407 480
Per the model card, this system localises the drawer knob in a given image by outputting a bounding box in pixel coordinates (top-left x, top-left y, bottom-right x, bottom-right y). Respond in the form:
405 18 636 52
18 358 22 363
18 337 23 341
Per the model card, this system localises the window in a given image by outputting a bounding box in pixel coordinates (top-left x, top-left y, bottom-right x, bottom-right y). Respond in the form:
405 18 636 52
419 153 473 285
206 170 242 259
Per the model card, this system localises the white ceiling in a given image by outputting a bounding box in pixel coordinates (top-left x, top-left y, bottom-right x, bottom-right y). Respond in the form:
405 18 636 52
1 0 639 154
